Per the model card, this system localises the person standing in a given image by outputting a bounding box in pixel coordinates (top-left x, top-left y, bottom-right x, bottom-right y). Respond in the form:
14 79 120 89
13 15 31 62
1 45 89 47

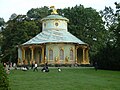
31 61 34 69
94 61 98 71
13 63 17 70
33 62 38 72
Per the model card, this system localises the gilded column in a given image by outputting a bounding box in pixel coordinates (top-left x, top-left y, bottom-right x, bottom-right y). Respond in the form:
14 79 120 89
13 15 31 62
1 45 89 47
75 48 77 63
75 46 78 63
48 48 50 63
30 46 34 63
82 48 85 64
42 47 44 63
86 49 89 64
22 47 25 61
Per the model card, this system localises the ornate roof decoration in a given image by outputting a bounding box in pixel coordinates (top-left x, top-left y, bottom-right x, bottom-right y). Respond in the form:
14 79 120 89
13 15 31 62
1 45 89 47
50 6 58 15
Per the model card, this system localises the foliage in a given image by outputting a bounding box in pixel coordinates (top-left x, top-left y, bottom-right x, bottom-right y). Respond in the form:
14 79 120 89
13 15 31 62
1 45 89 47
93 44 120 70
27 6 50 19
100 7 116 28
114 2 120 48
1 6 51 63
60 5 107 57
0 17 5 27
9 13 17 20
1 15 41 63
0 62 9 90
100 6 118 46
94 2 120 70
115 19 120 47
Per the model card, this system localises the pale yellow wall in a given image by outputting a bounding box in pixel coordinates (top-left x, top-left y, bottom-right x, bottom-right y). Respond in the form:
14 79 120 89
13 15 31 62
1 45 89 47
46 43 75 64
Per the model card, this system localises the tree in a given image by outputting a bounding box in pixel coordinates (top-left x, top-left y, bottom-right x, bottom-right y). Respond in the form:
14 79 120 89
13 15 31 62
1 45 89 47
100 7 116 28
0 18 5 58
59 5 107 58
1 15 41 63
93 43 120 70
114 2 120 48
93 2 120 70
9 13 17 20
0 17 5 27
100 6 117 46
1 6 51 63
27 6 50 19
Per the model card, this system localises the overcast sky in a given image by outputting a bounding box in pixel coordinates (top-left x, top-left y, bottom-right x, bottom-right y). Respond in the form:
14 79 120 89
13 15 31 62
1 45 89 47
0 0 119 21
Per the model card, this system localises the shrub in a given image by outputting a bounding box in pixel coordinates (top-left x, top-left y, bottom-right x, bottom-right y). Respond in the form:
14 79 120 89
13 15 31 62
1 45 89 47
93 44 120 70
0 62 10 90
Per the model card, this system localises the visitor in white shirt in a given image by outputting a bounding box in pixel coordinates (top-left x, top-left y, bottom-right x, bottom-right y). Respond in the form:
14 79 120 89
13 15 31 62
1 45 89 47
33 62 38 71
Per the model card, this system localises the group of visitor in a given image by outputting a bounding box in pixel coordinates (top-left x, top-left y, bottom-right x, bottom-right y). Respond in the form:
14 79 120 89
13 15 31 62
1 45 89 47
3 61 98 74
3 61 62 73
22 62 62 72
3 62 17 74
21 62 50 72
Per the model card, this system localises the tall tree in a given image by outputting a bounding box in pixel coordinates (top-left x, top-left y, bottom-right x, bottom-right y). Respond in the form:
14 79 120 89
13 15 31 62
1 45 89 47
114 2 120 48
93 2 120 70
27 6 50 19
1 6 51 63
59 5 107 58
1 15 40 62
0 18 5 56
100 6 117 45
100 7 116 28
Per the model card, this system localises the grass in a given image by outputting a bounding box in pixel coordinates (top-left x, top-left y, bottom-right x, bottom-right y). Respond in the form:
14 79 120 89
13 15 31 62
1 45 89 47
8 67 120 90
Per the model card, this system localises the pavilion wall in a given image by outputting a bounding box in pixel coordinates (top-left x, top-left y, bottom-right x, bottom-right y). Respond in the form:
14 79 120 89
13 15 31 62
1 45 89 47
46 43 75 64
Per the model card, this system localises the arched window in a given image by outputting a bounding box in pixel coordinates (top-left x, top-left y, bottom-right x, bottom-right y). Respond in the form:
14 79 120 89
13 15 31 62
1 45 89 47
60 49 64 60
49 49 53 60
70 49 73 60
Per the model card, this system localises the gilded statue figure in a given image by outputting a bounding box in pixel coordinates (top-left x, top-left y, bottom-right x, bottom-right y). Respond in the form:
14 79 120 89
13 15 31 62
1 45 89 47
50 6 58 14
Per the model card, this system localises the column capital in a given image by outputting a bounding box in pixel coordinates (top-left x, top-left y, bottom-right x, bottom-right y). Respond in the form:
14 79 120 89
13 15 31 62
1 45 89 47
75 46 79 49
21 47 25 50
82 46 88 49
29 45 35 49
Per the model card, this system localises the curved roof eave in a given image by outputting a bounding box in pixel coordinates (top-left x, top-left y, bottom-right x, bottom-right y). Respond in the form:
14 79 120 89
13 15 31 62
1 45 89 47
22 30 88 46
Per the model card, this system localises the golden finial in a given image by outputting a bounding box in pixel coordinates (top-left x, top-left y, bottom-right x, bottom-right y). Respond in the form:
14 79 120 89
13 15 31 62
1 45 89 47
50 6 58 14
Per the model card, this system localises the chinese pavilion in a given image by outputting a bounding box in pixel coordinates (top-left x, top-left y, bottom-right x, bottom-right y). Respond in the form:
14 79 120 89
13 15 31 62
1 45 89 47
17 6 90 65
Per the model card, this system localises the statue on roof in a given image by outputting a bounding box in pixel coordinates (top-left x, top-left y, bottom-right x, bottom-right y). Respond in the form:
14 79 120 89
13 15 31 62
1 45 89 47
50 6 58 14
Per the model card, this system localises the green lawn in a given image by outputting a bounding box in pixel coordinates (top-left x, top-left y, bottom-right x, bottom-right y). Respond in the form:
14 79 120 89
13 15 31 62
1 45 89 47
8 67 120 90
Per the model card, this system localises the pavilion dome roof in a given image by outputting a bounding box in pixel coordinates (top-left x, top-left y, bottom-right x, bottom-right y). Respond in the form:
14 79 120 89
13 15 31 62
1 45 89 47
22 29 87 45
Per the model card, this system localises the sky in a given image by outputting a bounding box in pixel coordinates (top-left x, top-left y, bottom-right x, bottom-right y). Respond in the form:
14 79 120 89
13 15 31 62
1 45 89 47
0 0 119 22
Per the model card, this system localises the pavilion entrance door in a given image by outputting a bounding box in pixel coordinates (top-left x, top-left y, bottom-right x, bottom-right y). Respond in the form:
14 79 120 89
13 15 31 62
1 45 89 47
77 48 83 63
34 47 42 64
25 48 31 65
